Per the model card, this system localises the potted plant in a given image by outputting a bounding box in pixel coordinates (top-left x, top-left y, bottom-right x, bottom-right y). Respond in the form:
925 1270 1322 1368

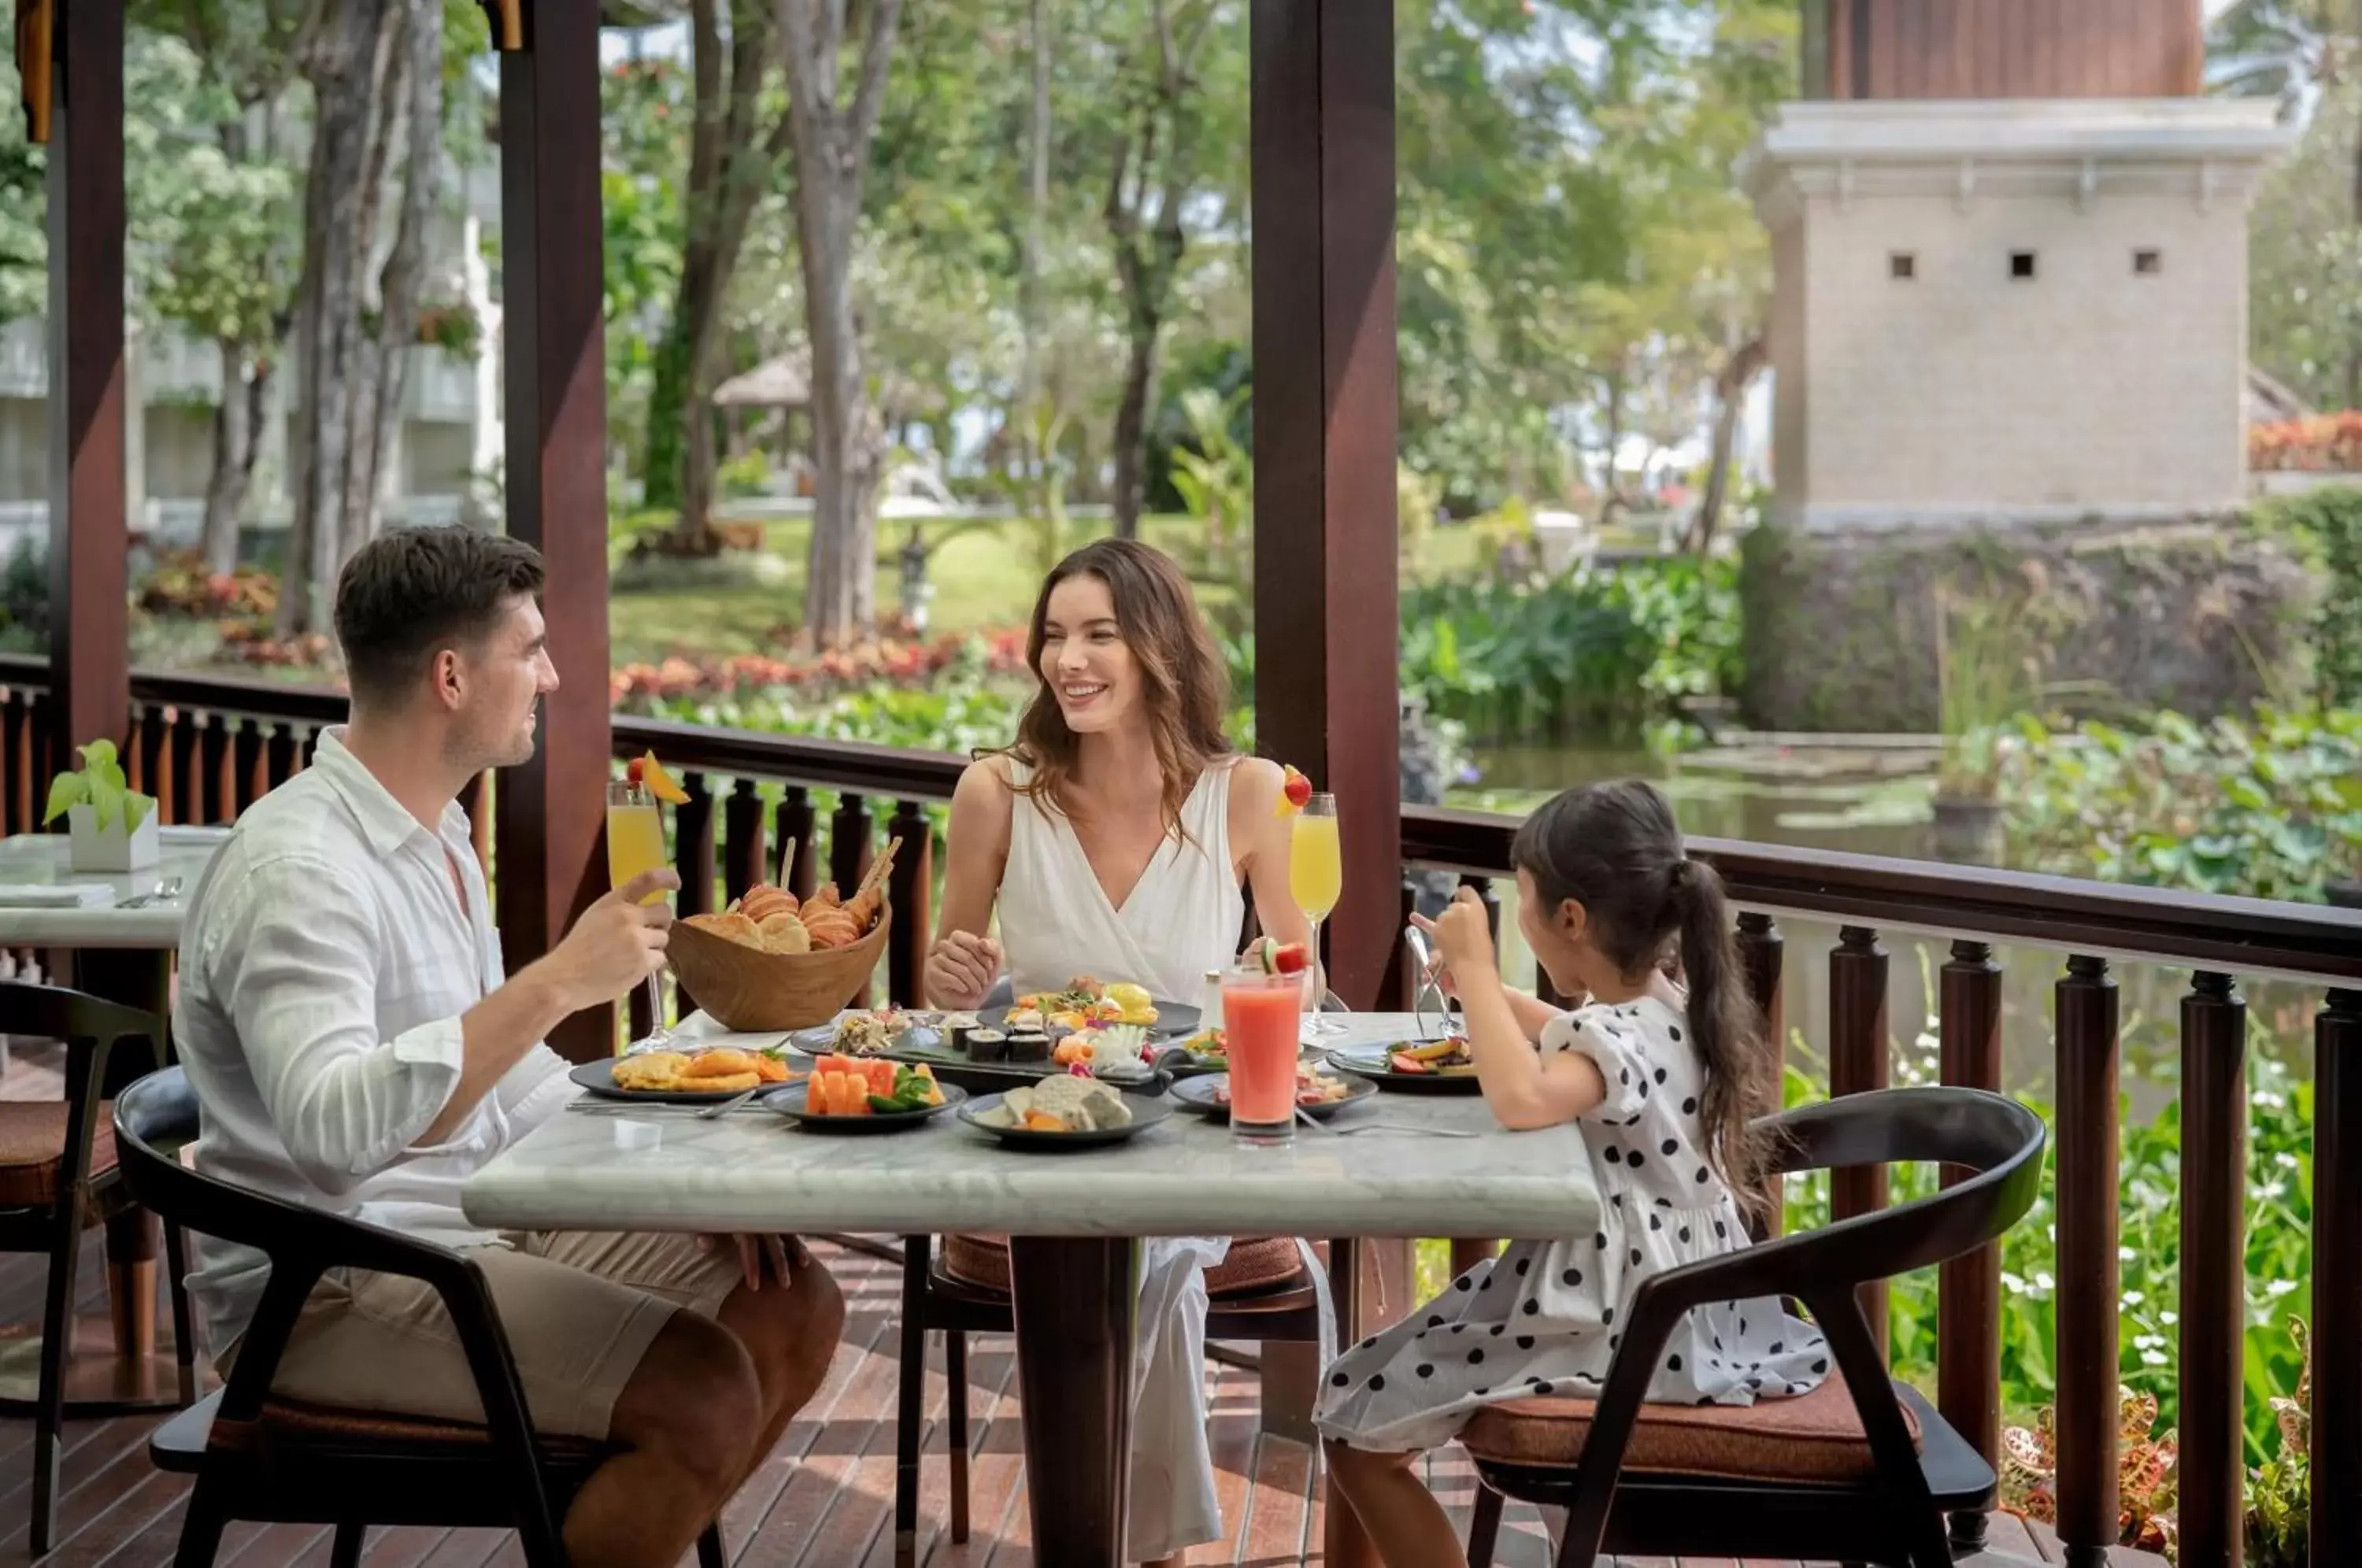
43 739 159 873
1931 588 2034 867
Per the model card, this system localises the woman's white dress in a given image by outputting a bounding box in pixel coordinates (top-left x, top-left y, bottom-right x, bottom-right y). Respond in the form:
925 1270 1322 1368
994 756 1335 1559
1314 998 1828 1453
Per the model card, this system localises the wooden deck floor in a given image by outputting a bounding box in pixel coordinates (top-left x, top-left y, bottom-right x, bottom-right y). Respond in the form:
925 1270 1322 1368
0 1050 2156 1568
0 1241 2155 1568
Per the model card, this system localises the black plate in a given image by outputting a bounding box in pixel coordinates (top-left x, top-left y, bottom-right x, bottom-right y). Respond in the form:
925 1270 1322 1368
890 1048 1170 1100
569 1059 779 1104
783 1012 945 1057
980 1000 1201 1038
1324 1045 1484 1094
958 1090 1175 1148
1152 1043 1229 1078
1167 1071 1376 1122
761 1081 966 1132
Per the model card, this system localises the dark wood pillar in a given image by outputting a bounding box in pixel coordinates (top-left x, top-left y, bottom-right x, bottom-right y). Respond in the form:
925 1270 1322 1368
1809 0 2204 100
491 0 612 1061
39 0 128 768
1250 0 1398 1011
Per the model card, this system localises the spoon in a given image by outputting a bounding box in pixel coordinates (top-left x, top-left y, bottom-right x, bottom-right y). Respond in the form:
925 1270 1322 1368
122 877 184 908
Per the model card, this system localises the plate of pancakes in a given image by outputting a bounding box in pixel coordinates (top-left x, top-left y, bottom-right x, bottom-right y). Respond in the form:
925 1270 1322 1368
568 1045 799 1104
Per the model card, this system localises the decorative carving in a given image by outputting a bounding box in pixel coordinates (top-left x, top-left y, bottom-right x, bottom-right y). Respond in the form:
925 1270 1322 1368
13 0 51 146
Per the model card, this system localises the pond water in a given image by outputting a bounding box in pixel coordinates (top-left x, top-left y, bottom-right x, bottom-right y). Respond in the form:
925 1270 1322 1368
1450 741 2322 1111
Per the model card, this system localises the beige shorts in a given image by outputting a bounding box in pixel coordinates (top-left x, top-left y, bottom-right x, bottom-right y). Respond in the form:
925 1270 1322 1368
235 1230 746 1441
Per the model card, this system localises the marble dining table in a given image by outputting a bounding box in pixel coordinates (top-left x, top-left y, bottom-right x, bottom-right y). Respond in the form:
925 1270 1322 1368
462 1013 1602 1568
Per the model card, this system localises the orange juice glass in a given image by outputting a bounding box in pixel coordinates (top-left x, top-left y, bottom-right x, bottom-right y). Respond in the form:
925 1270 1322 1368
1221 969 1301 1144
606 779 674 1054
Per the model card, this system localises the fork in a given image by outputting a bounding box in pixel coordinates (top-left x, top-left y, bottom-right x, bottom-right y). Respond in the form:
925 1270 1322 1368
122 877 184 909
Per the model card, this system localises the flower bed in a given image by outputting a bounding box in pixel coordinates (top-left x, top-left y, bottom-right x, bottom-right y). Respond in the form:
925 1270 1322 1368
2249 412 2362 473
610 626 1031 708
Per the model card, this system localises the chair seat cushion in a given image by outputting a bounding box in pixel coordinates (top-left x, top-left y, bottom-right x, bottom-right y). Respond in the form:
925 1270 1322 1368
207 1395 609 1465
1458 1368 1919 1485
942 1233 1305 1299
0 1100 116 1207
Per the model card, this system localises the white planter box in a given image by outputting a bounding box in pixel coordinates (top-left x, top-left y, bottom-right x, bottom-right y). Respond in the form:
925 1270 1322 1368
68 802 159 874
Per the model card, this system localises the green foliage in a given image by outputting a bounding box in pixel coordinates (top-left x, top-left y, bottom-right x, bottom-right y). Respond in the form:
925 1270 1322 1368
1783 1022 2315 1466
1398 557 1740 741
717 451 772 501
43 740 157 832
1998 707 2362 901
2252 483 2362 707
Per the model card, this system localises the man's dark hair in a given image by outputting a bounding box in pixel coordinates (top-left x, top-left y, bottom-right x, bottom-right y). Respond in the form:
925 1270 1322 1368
333 527 546 709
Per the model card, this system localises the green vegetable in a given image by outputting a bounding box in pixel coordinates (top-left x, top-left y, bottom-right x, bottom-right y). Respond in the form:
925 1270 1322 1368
868 1093 909 1114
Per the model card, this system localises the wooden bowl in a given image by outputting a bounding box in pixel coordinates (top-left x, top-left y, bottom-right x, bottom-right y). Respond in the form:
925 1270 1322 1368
666 905 890 1032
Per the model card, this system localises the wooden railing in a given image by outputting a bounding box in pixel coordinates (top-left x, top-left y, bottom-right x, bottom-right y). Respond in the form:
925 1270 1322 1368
4 658 2355 1567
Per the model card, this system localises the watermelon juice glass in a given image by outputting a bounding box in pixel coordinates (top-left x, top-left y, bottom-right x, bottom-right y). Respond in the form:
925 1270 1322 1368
1221 968 1302 1144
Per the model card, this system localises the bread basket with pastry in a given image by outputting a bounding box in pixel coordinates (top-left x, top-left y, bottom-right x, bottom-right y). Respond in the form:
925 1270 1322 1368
666 838 900 1031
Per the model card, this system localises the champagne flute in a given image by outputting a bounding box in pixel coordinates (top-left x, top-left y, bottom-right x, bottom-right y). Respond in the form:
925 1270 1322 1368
605 779 674 1055
1288 793 1342 1034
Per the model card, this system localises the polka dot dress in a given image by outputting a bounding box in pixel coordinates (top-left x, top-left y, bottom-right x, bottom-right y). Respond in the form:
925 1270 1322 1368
1314 997 1830 1454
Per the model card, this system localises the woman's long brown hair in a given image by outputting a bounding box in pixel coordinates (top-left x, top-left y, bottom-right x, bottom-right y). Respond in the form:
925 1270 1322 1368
1510 779 1777 1219
994 538 1233 839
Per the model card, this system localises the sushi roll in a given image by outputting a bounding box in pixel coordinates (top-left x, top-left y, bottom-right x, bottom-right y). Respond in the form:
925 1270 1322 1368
965 1026 1009 1062
946 1014 981 1052
1005 1029 1051 1064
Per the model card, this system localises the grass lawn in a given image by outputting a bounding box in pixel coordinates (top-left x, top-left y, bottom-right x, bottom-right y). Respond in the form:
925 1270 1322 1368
609 512 1232 665
607 509 1507 667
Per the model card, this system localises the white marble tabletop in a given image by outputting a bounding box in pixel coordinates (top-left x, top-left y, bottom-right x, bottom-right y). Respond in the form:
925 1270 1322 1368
0 828 228 947
462 1014 1601 1242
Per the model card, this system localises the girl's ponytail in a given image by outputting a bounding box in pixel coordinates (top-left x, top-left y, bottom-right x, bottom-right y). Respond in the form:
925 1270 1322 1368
1670 858 1775 1219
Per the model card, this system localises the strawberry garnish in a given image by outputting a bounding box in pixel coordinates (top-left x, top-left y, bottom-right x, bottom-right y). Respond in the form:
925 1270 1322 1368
1277 764 1312 815
624 756 645 786
1272 941 1309 975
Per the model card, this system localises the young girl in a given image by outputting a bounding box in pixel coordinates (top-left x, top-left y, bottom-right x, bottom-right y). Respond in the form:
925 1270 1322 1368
1315 779 1828 1567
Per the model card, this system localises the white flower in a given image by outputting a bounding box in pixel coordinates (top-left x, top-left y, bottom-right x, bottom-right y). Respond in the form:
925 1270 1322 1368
2123 1291 2145 1307
2267 1279 2299 1298
2002 1271 2028 1296
2161 1311 2179 1326
2260 1182 2287 1200
2275 1152 2300 1170
2142 1350 2170 1366
2120 1246 2137 1262
2035 1271 2056 1292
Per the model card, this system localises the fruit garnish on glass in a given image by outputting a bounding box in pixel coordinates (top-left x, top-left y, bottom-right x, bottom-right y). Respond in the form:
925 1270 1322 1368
1274 763 1313 818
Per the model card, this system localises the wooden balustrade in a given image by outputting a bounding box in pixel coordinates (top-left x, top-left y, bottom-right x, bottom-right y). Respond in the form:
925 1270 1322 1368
3 662 2359 1562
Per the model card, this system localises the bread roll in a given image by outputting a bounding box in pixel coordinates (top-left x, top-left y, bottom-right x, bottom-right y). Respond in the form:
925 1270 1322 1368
741 885 799 922
758 912 811 953
695 912 765 949
683 1048 761 1079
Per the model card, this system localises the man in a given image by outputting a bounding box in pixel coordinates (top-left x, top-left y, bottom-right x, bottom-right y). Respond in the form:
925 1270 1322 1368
176 527 843 1568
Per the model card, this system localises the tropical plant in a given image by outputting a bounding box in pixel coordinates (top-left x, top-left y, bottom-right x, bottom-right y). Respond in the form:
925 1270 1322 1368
2251 483 2362 706
1934 590 2039 802
2245 1318 2311 1568
1997 707 2362 902
42 740 156 833
2000 1388 2179 1558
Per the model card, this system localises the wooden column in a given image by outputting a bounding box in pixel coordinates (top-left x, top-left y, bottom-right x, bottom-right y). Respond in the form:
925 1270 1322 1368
2053 954 2122 1568
1937 938 2003 1552
491 0 611 1061
2179 971 2246 1568
39 0 128 769
1828 925 1890 1357
2316 989 2362 1568
1249 0 1398 1012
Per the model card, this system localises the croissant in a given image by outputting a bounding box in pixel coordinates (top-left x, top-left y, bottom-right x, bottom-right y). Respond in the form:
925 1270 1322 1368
802 912 861 949
687 911 765 949
808 882 841 910
740 885 798 922
843 885 881 931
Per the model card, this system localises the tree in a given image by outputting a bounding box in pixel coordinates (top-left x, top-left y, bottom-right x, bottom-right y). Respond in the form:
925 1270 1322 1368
640 0 798 553
780 0 903 645
1090 0 1238 538
141 0 308 572
278 0 442 636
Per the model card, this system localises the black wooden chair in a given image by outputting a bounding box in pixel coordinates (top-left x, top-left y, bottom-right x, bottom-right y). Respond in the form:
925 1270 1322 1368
0 981 193 1555
113 1068 731 1568
1461 1085 2046 1568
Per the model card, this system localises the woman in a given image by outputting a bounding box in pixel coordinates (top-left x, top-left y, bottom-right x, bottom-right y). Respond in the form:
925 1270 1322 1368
925 538 1321 1566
